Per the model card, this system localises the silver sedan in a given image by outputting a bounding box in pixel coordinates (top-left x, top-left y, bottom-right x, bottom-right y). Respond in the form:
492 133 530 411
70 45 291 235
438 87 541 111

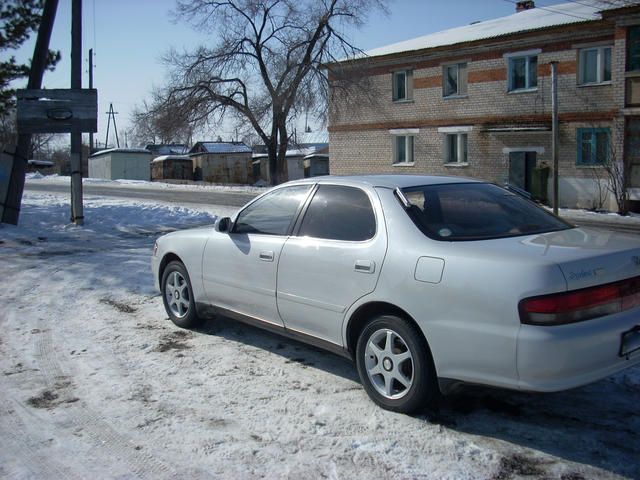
152 175 640 413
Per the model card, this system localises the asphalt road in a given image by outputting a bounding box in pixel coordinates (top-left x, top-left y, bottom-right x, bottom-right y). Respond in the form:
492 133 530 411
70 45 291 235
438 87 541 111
25 181 640 234
25 182 258 207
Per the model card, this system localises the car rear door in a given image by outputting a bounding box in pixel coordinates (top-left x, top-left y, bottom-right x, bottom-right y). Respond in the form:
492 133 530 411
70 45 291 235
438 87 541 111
201 184 312 326
276 184 387 345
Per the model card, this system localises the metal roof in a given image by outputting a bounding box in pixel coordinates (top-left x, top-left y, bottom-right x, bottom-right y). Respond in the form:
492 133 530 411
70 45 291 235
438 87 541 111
363 1 632 59
190 142 252 154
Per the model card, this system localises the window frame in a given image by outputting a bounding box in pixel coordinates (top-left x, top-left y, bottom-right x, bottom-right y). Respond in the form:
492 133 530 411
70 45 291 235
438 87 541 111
232 184 313 236
444 132 468 165
392 69 413 102
294 184 377 243
392 134 415 165
507 54 538 92
576 127 610 166
443 62 468 98
578 46 612 85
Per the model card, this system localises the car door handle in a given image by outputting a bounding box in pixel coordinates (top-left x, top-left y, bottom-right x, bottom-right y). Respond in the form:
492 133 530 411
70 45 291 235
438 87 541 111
259 251 274 262
354 260 375 274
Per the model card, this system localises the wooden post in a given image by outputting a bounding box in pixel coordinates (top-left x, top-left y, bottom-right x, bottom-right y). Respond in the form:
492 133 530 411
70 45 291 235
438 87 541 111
551 61 559 216
88 48 94 154
70 0 84 225
1 0 58 225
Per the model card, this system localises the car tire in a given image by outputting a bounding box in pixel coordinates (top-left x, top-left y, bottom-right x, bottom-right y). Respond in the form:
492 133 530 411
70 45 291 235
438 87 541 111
355 315 439 413
161 261 203 329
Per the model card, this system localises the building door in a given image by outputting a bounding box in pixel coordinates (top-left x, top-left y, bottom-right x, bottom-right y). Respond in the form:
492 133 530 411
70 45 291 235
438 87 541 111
508 151 536 193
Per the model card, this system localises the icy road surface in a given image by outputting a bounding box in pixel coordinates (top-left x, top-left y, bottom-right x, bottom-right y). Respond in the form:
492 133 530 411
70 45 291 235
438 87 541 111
0 192 638 480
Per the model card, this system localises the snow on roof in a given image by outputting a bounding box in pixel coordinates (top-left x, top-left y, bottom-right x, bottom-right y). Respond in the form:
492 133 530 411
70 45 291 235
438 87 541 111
364 0 630 59
294 131 329 145
251 147 317 159
191 142 252 154
90 148 151 158
151 155 193 163
303 152 329 160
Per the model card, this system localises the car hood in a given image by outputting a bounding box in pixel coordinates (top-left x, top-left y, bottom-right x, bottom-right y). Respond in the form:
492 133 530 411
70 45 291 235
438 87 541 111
456 227 640 290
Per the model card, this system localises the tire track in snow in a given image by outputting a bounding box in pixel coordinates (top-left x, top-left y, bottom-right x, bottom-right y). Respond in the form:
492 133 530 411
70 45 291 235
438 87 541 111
0 395 74 478
34 321 176 479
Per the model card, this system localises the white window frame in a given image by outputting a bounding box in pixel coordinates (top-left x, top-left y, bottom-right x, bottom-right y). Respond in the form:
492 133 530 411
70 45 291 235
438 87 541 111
391 132 415 165
438 127 471 165
505 49 540 92
578 46 612 85
392 70 412 102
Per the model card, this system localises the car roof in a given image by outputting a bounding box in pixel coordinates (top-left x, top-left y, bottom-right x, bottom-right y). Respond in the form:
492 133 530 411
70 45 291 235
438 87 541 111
289 174 482 189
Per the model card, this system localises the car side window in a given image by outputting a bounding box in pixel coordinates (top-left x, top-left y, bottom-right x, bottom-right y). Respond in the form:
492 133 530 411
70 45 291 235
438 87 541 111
298 185 376 241
233 185 312 235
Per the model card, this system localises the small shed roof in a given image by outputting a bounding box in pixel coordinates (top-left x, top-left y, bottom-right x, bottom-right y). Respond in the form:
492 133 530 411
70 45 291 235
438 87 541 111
364 0 627 59
152 155 193 164
90 148 151 158
190 142 252 154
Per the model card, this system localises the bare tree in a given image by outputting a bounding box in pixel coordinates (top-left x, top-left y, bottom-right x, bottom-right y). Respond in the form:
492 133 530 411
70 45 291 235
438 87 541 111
163 0 385 185
601 124 632 215
129 97 195 147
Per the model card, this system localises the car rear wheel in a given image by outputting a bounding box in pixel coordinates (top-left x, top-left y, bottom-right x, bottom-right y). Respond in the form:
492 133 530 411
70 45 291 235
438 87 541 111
161 261 203 329
355 315 439 413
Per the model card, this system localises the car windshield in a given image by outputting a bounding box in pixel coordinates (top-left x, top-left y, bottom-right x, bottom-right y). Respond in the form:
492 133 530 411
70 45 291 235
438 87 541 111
401 183 572 241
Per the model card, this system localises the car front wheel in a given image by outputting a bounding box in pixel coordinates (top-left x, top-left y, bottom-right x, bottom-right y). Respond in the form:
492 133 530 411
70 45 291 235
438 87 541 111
161 261 203 329
355 315 439 413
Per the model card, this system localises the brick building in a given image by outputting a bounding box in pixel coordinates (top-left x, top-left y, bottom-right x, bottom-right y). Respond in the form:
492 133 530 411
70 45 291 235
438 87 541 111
328 0 640 211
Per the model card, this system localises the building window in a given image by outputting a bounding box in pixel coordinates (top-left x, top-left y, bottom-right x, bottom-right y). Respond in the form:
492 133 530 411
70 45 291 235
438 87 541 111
508 55 538 91
579 47 612 84
629 26 640 72
393 135 414 164
445 133 468 164
443 63 468 97
392 70 412 101
577 128 610 165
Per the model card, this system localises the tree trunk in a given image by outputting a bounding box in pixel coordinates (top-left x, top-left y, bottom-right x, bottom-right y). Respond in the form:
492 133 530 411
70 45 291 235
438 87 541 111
276 140 288 185
266 140 278 186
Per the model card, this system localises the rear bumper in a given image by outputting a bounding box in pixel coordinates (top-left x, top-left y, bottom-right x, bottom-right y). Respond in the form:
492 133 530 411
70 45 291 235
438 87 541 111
517 308 640 391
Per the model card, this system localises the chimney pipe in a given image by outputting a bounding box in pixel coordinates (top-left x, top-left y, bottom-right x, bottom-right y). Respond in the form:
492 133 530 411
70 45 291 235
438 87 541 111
516 0 535 12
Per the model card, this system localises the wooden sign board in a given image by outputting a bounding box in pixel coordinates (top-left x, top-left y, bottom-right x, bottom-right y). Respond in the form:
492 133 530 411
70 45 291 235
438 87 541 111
17 88 98 134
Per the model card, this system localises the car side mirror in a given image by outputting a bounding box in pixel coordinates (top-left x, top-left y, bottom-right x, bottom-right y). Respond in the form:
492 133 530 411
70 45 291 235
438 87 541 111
215 217 232 233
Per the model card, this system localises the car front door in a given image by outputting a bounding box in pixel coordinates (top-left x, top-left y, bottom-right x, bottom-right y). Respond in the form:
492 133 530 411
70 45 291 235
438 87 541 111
202 184 312 326
277 184 387 345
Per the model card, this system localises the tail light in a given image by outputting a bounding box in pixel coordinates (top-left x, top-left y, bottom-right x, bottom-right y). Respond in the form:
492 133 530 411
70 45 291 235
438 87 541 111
519 275 640 325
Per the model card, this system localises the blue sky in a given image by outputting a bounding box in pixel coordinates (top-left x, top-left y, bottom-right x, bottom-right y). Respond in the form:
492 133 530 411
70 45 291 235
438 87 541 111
13 0 573 147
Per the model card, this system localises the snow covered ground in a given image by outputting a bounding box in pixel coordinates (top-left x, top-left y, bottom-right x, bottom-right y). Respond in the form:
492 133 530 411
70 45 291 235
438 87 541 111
0 191 639 480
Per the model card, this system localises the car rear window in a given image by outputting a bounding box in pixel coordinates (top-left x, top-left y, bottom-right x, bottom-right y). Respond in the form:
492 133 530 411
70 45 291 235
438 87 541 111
401 183 572 241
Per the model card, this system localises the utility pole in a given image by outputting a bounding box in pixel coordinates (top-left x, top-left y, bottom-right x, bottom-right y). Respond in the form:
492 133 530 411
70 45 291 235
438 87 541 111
2 0 59 225
551 61 559 216
88 48 94 154
105 103 120 148
70 0 84 225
